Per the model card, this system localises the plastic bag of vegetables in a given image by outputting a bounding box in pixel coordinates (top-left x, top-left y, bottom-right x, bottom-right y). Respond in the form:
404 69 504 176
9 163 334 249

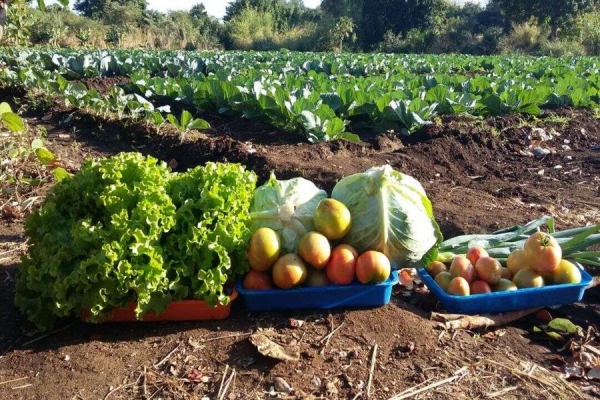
332 165 442 267
249 173 327 253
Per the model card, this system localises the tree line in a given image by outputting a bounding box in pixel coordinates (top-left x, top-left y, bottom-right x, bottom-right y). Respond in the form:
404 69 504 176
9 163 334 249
0 0 599 56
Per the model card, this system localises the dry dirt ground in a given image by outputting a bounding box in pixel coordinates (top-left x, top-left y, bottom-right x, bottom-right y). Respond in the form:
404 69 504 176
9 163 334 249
1 91 599 399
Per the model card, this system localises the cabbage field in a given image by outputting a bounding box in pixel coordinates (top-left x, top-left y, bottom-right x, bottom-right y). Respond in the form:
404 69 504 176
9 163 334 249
1 49 599 399
1 49 599 142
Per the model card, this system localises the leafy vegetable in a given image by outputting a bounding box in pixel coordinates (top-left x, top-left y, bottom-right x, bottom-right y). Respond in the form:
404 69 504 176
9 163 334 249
437 216 600 266
249 173 327 253
14 153 256 331
163 162 257 307
331 165 442 268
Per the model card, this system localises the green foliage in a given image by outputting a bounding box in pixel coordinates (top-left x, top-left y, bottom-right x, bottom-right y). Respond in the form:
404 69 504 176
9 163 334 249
15 152 257 331
74 0 146 19
166 110 210 141
492 0 599 41
499 23 545 55
227 7 275 50
579 11 600 55
330 16 355 52
2 0 33 46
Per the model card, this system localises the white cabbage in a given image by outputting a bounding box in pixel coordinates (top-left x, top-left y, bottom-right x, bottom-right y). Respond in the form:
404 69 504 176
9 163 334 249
249 173 327 253
332 165 442 267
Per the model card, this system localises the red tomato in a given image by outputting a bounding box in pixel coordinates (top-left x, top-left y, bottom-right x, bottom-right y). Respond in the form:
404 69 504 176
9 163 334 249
243 270 274 290
523 232 562 273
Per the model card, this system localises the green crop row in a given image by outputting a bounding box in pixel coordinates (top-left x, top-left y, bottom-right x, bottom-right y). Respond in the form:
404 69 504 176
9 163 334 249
1 49 599 142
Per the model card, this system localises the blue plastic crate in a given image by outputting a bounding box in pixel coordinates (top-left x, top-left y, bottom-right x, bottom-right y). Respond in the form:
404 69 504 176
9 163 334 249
236 270 399 311
418 263 592 315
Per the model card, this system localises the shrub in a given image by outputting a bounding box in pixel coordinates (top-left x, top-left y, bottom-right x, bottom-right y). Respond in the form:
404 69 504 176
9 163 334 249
499 22 545 55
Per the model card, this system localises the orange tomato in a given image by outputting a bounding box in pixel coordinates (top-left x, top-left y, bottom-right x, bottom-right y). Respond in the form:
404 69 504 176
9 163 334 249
523 232 562 273
326 244 358 285
355 251 391 284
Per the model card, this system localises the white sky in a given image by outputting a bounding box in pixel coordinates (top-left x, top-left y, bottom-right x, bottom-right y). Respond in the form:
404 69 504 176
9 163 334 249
45 0 487 18
45 0 323 18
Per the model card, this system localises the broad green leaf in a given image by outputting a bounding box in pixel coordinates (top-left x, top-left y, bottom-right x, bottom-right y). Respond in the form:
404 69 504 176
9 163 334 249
187 119 210 130
548 318 579 334
166 114 180 129
31 139 45 150
180 110 192 128
2 112 25 133
35 147 56 165
52 167 71 182
0 102 12 116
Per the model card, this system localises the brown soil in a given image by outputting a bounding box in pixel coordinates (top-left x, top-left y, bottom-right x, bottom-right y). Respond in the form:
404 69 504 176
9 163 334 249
1 97 599 399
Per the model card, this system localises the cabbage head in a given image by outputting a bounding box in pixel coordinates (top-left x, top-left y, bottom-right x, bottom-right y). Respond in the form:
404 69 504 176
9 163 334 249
332 165 442 267
249 173 327 253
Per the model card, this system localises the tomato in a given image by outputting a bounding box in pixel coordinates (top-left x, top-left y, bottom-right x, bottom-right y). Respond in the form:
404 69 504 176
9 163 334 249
466 246 488 267
355 251 391 284
523 232 562 273
326 244 358 285
243 270 274 290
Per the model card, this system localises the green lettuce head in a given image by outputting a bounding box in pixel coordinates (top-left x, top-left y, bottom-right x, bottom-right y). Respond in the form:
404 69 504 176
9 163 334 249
332 165 442 268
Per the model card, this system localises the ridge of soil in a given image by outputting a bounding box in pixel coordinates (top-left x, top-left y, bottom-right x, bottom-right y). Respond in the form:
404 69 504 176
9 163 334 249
1 97 599 399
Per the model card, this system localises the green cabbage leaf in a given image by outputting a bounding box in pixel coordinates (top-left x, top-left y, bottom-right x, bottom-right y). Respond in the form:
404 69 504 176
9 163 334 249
332 165 442 268
248 172 327 253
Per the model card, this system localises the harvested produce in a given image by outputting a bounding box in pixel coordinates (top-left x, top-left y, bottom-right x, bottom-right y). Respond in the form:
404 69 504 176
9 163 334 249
474 257 502 285
314 198 352 240
305 269 331 287
331 165 442 267
326 244 358 285
298 231 331 268
249 173 327 253
470 280 492 294
512 269 545 288
523 232 562 273
243 271 274 290
355 250 391 284
552 260 582 284
427 261 447 278
15 153 257 330
466 246 488 267
447 277 470 296
492 279 518 292
434 272 453 291
449 256 476 283
247 227 281 271
437 216 600 267
272 254 308 289
506 249 528 276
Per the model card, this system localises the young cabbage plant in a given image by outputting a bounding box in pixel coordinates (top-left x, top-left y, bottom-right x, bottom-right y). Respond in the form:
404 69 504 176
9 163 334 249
166 110 210 142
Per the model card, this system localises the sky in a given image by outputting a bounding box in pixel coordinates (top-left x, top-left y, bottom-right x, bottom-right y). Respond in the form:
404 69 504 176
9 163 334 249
45 0 487 19
45 0 322 18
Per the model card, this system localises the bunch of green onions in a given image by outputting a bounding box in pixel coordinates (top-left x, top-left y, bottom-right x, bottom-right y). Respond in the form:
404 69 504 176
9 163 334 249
437 216 600 267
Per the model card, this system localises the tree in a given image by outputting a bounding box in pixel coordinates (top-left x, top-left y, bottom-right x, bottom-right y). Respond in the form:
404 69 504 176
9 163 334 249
74 0 146 19
331 16 354 52
359 0 446 49
492 0 599 41
189 3 207 20
0 0 7 40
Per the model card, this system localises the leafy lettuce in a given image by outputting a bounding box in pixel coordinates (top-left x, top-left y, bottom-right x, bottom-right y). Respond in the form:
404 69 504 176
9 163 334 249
15 153 256 330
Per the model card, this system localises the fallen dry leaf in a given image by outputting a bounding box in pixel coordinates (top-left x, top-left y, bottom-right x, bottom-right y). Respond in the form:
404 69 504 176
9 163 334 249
289 318 305 328
249 333 300 362
482 329 506 341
